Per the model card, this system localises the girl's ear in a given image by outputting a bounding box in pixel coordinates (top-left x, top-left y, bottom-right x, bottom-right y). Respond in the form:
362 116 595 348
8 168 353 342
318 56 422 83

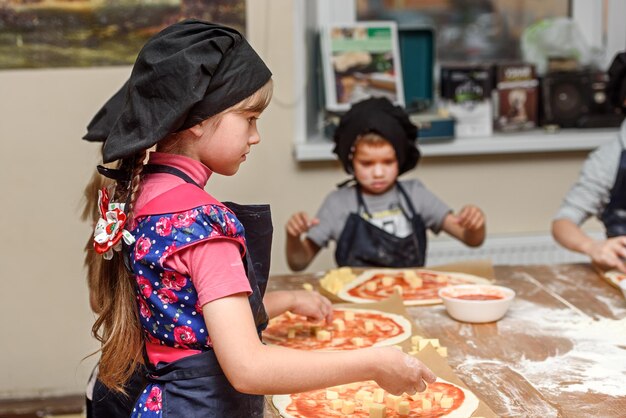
188 122 205 138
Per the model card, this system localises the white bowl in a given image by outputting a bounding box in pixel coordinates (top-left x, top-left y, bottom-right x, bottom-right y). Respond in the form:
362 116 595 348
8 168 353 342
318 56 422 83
438 284 515 323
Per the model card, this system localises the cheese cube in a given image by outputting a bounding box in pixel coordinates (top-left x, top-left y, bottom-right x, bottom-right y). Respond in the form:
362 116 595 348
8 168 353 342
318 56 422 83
384 394 401 410
397 400 410 415
355 390 372 400
341 400 355 414
331 385 347 394
406 276 423 289
433 392 443 402
287 328 296 339
364 320 374 334
302 283 313 291
437 347 448 357
316 330 331 341
351 337 364 347
435 275 448 283
365 281 378 291
410 335 423 346
392 285 403 295
368 403 386 418
326 390 339 400
338 267 352 275
408 349 420 356
333 318 346 332
344 311 355 321
441 396 453 408
381 276 394 286
429 338 441 348
362 395 375 409
422 399 432 410
330 399 343 410
373 388 385 403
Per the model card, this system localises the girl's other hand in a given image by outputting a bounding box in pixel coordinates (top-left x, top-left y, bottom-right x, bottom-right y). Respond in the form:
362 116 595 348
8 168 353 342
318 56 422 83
286 212 319 237
288 290 333 324
372 347 437 395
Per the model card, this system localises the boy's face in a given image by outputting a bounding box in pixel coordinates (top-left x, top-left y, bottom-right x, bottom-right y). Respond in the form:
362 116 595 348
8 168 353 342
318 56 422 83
352 141 399 195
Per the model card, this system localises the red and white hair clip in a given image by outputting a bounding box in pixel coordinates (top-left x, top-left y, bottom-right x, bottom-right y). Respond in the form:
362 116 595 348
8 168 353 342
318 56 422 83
93 188 135 260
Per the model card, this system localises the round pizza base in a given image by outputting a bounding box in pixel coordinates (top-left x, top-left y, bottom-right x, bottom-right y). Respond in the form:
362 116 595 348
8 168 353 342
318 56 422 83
272 377 480 418
337 268 491 306
263 307 412 350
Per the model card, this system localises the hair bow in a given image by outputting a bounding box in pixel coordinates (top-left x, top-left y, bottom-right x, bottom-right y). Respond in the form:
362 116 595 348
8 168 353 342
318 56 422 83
93 188 135 260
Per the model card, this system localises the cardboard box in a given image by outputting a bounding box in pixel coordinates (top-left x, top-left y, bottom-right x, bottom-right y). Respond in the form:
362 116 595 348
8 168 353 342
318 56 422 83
440 64 493 138
492 63 538 131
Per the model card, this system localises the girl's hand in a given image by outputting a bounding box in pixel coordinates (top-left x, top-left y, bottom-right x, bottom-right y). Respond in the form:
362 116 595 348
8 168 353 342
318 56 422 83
373 347 437 395
286 212 319 238
455 205 485 231
288 290 333 324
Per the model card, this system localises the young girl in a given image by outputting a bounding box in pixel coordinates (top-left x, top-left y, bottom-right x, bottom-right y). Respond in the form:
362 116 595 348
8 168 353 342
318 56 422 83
84 20 435 417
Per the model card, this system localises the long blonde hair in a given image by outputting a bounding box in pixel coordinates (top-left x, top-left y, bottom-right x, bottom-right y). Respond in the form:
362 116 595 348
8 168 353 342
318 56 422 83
85 79 273 392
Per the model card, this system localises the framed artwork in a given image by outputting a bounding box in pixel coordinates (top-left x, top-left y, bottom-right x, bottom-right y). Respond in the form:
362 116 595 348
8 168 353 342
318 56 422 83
320 20 404 112
0 0 245 70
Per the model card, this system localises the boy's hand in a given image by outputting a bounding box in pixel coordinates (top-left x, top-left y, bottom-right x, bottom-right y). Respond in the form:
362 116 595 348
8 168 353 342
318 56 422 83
288 290 333 324
286 212 319 238
454 205 485 231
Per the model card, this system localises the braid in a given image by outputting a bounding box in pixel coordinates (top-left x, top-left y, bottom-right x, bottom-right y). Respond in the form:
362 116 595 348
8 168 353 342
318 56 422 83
86 151 147 394
126 150 147 222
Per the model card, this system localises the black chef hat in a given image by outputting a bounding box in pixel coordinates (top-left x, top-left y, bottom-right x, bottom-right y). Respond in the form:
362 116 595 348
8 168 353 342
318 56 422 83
333 97 420 175
84 19 272 163
607 51 626 111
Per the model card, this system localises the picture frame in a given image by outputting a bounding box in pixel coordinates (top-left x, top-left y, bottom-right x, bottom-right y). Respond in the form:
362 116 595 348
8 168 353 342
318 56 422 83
320 21 405 112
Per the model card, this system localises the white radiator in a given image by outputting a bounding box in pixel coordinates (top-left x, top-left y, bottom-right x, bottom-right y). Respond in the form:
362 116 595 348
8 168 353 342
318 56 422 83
426 232 604 266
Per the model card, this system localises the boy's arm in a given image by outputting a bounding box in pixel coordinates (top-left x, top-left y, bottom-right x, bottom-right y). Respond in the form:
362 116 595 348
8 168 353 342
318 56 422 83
552 218 626 272
440 205 486 247
285 212 321 271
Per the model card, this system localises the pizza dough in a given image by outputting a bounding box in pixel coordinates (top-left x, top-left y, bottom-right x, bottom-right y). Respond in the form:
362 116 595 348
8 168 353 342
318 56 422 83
263 307 412 350
272 377 480 418
337 268 491 306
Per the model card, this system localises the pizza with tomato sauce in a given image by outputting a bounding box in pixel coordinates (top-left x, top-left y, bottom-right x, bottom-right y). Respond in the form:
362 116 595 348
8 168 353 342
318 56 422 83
337 269 491 306
272 378 479 418
263 308 412 350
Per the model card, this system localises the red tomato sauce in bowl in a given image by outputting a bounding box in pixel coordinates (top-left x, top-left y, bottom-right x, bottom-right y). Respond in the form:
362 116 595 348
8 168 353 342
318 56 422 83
453 293 504 301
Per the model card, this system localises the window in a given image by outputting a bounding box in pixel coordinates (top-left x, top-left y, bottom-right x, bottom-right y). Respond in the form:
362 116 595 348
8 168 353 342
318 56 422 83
292 0 626 161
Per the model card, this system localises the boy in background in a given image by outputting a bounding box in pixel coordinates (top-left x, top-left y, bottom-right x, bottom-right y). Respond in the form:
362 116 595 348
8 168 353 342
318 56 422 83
286 97 485 271
552 51 626 272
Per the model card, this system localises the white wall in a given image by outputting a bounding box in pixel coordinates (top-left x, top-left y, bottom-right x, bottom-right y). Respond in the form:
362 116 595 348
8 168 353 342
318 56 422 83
0 0 606 398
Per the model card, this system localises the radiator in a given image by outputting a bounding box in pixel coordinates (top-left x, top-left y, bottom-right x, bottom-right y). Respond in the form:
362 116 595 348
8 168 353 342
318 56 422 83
426 232 604 266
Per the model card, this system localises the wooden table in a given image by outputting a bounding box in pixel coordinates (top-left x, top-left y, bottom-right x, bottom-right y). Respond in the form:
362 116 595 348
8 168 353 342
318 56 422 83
263 264 626 418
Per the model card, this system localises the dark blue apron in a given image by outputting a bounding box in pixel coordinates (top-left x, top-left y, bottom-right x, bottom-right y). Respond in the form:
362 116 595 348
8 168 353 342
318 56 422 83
90 164 272 417
601 149 626 237
335 182 427 267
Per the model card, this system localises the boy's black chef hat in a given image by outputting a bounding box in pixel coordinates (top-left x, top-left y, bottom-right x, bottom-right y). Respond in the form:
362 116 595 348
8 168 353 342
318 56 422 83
333 97 420 175
83 19 272 163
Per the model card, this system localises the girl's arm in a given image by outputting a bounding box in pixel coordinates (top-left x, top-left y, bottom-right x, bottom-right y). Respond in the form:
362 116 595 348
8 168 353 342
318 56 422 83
552 218 626 272
440 205 486 247
204 294 435 396
263 290 333 323
285 212 321 271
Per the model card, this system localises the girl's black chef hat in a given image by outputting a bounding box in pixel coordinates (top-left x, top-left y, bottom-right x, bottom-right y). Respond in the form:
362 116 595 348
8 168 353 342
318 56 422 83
332 97 420 175
83 19 272 163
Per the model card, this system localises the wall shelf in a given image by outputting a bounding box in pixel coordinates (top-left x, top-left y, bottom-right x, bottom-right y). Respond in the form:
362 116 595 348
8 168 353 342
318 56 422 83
294 127 619 161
